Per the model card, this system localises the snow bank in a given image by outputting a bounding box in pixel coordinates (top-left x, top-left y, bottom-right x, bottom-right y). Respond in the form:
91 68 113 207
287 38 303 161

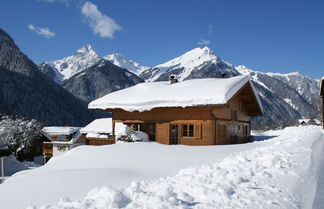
0 155 29 176
88 76 262 113
29 126 323 209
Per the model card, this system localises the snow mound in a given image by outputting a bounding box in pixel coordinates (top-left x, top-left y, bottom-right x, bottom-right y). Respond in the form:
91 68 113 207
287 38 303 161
34 126 324 209
130 131 149 142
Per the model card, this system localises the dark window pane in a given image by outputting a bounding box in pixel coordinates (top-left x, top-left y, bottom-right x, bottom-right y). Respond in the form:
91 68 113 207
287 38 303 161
140 124 147 132
182 125 188 137
189 125 194 137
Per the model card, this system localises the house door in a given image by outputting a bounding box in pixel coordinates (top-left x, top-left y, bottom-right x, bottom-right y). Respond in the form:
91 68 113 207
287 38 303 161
170 124 178 144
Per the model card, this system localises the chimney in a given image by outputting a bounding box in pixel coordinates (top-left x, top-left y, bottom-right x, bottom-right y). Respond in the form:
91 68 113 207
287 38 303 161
169 74 178 84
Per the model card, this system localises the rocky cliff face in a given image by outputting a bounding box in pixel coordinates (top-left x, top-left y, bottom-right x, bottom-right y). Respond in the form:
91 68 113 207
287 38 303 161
62 59 144 103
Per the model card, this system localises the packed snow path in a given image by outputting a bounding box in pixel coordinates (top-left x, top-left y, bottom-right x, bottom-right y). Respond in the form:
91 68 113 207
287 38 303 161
0 126 323 209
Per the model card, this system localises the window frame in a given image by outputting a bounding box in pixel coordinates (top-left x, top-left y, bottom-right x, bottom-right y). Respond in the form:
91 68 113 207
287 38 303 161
182 124 194 137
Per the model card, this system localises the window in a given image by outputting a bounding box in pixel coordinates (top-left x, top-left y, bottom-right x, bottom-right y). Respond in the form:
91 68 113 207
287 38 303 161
182 124 194 137
57 145 66 151
57 135 66 141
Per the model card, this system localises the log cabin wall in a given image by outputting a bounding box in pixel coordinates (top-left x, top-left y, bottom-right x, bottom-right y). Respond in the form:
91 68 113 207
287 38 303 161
111 107 219 122
213 94 251 144
155 119 215 145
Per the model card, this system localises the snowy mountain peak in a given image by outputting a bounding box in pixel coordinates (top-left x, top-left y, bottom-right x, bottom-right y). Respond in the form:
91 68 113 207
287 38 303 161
155 47 220 70
104 53 149 75
140 46 238 82
235 65 256 75
45 45 101 82
76 45 95 55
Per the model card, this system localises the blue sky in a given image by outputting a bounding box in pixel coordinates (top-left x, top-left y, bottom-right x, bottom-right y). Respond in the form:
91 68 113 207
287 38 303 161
1 0 323 78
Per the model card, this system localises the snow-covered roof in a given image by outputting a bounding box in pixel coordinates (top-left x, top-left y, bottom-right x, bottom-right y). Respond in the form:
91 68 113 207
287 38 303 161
41 127 81 135
80 118 112 134
89 75 263 113
80 118 127 139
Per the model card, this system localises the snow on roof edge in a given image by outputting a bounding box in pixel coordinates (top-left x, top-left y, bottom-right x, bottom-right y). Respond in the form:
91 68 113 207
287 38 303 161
248 80 264 114
41 127 81 135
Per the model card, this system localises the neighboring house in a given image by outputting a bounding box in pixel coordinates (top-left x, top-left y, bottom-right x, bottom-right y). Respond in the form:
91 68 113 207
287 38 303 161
320 77 324 129
41 127 83 160
88 75 263 145
298 119 321 126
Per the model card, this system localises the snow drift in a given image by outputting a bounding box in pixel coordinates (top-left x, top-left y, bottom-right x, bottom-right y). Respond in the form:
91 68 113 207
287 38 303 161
20 126 323 209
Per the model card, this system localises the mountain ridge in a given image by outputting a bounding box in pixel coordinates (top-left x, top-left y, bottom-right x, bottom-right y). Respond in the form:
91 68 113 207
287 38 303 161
37 45 321 129
0 28 100 126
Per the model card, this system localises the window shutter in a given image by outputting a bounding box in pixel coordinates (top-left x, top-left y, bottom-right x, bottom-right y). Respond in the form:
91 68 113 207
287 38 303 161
194 123 202 139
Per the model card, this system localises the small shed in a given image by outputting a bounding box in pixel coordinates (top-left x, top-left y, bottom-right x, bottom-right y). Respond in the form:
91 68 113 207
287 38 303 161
80 118 127 145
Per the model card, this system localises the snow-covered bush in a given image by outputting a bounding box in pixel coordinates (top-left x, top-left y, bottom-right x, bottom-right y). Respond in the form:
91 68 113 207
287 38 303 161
130 131 149 142
0 115 42 160
117 126 149 143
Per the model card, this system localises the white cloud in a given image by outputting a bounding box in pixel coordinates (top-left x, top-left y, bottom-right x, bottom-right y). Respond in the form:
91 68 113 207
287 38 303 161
37 0 70 5
198 39 211 46
81 1 122 39
28 24 56 38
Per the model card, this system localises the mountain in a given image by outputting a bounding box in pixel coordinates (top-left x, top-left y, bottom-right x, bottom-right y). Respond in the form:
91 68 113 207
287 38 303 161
0 28 98 126
139 47 321 129
236 65 320 128
37 44 321 129
40 46 148 83
38 46 146 103
62 59 144 102
139 47 239 81
105 53 149 75
39 45 101 83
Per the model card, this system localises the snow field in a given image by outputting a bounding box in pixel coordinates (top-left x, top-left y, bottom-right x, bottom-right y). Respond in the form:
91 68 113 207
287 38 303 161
33 126 323 209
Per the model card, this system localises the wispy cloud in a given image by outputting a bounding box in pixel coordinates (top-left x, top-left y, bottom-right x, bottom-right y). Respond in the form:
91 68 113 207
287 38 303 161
81 1 122 39
28 24 56 38
198 39 211 46
208 24 214 35
37 0 71 6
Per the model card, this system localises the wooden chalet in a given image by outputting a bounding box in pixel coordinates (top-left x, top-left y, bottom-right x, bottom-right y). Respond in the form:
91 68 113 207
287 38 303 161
88 75 263 145
321 78 324 129
41 126 84 161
